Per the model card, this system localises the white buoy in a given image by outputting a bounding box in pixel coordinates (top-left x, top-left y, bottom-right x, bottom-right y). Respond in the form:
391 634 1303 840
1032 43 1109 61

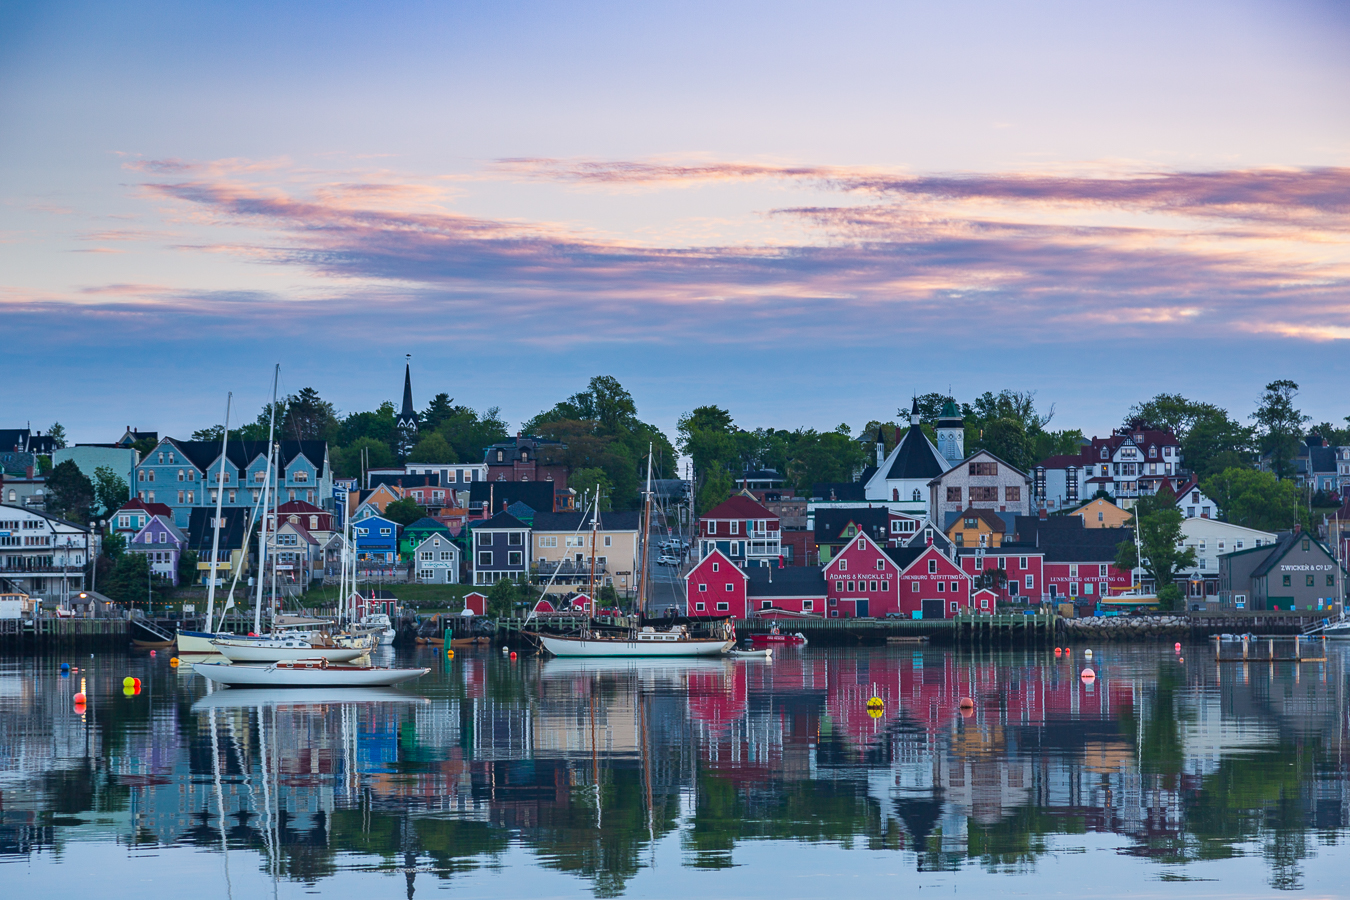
1084 649 1093 659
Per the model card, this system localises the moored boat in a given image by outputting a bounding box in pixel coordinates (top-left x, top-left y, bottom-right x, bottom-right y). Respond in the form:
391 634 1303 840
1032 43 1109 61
538 625 733 658
211 637 366 663
749 628 807 647
194 660 429 688
729 648 773 659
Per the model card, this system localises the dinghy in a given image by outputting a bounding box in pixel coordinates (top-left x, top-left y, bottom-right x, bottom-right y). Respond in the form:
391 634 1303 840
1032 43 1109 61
729 648 773 659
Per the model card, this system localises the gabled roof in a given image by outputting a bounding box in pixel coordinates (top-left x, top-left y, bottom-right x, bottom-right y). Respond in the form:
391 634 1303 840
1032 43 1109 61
133 516 187 545
929 448 1030 484
701 495 776 521
532 510 643 532
371 473 440 490
468 480 557 513
883 546 924 570
153 438 329 479
813 506 891 543
746 565 827 598
275 519 320 545
945 507 1009 534
880 424 947 481
405 516 451 533
414 532 459 551
476 511 529 530
1009 516 1133 563
116 498 175 519
187 506 250 552
277 499 328 516
1250 532 1343 578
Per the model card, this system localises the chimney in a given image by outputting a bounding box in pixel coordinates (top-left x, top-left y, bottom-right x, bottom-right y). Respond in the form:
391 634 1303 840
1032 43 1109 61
895 427 903 445
1293 522 1302 535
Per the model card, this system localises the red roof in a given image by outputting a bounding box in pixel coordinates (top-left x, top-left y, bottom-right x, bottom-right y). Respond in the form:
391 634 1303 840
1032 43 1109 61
117 498 174 519
701 495 777 521
277 499 326 515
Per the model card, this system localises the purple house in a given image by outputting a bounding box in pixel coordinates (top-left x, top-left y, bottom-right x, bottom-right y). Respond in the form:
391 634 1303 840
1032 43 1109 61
129 515 188 585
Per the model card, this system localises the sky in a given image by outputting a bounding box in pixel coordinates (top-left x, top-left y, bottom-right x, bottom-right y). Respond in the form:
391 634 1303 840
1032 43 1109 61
2 0 1349 445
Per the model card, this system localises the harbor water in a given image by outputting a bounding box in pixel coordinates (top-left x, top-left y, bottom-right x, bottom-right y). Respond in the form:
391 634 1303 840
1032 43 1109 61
3 643 1350 898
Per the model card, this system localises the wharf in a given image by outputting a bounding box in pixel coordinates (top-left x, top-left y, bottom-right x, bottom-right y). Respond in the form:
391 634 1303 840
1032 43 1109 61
736 611 1056 645
1212 633 1327 662
0 616 130 647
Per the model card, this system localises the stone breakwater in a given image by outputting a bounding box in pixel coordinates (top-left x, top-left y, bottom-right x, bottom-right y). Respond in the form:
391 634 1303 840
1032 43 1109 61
1060 615 1190 640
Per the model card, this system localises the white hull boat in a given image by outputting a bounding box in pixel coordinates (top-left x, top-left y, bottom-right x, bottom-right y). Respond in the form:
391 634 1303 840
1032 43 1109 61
195 661 429 688
211 638 366 663
729 648 774 659
538 631 733 658
192 687 428 709
178 630 238 655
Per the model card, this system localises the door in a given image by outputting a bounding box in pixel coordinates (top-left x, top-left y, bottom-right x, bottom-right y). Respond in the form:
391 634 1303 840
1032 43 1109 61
855 599 869 618
921 598 946 620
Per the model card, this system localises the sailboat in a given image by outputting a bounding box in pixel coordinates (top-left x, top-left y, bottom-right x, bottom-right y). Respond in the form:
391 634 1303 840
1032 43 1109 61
195 659 429 688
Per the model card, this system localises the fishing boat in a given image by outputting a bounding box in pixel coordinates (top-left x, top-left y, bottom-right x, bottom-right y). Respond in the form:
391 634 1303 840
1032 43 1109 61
537 625 733 658
748 625 807 647
194 660 429 688
211 636 367 663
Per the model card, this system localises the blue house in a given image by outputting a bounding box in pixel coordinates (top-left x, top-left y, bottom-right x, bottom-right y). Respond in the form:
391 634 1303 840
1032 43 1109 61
132 437 332 534
353 514 399 565
470 511 530 586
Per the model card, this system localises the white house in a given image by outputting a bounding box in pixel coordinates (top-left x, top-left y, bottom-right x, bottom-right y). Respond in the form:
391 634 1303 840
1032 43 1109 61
1176 518 1277 601
1172 477 1219 520
0 505 91 601
413 533 461 584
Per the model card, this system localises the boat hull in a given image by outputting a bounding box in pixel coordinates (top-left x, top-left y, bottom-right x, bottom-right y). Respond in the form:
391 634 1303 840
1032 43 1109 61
749 633 806 646
538 634 732 657
178 630 236 655
194 662 428 688
212 641 366 663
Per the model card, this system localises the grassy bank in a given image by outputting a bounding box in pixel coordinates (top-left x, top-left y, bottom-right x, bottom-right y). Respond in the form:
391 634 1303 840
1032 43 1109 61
296 583 480 611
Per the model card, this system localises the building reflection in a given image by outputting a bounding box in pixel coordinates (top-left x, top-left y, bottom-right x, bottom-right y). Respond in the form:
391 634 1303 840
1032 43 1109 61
0 646 1347 893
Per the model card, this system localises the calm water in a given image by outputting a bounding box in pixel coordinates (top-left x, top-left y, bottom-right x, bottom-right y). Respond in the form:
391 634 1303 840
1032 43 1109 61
3 642 1349 899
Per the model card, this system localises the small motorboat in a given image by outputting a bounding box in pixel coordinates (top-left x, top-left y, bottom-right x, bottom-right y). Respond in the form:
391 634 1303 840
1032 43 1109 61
357 613 397 645
211 637 366 663
729 648 773 659
194 660 430 688
749 626 807 647
449 635 492 648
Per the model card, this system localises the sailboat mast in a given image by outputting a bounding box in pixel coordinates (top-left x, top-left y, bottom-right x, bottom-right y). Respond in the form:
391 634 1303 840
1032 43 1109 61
204 392 231 629
588 484 600 606
637 445 653 615
253 365 279 634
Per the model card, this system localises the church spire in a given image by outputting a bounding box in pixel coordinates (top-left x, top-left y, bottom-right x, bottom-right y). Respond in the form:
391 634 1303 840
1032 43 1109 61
909 397 920 427
398 360 416 427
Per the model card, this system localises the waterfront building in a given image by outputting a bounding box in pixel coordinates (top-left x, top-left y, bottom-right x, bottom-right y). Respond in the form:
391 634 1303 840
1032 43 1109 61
126 514 187 585
470 511 530 585
685 548 749 617
530 509 641 596
1175 518 1276 602
1217 529 1348 612
956 547 1046 606
0 505 89 601
928 449 1033 522
412 532 461 584
697 495 781 568
353 514 399 565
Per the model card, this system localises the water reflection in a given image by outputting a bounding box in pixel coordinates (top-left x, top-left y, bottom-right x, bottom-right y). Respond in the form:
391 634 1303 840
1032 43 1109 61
0 645 1347 896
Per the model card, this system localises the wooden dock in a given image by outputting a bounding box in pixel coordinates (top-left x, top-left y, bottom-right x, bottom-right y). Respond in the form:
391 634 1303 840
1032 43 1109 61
735 611 1056 645
1212 633 1327 662
0 616 131 647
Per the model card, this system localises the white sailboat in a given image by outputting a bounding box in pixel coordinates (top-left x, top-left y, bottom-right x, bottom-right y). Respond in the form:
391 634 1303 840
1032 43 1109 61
538 625 733 657
195 660 429 688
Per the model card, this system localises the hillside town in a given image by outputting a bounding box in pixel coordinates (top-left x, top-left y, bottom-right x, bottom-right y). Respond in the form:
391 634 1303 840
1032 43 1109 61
2 370 1347 624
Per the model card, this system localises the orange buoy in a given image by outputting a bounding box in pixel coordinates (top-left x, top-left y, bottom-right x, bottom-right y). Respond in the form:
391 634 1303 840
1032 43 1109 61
958 697 975 708
170 657 180 667
447 649 455 659
73 692 87 704
1080 668 1095 680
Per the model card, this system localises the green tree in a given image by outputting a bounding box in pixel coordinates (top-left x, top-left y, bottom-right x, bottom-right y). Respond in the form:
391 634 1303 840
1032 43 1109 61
46 422 67 450
99 552 166 609
433 404 509 463
486 578 517 617
176 549 198 587
784 428 866 492
1202 468 1308 532
382 498 427 527
283 387 339 441
697 468 733 514
91 466 129 518
421 392 457 431
331 436 396 479
1253 380 1310 480
407 432 454 464
1183 408 1255 479
570 467 615 512
46 460 95 521
1114 494 1196 607
1125 393 1220 437
980 417 1031 470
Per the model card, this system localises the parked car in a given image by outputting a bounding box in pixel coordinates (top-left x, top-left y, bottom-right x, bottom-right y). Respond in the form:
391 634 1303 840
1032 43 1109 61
656 554 680 566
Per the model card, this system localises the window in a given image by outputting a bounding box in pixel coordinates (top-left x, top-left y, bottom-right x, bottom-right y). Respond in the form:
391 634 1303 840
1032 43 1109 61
604 536 612 547
1019 556 1027 569
1307 574 1315 587
1069 564 1078 578
835 580 844 592
1025 575 1034 589
1329 574 1336 587
838 559 847 571
695 602 705 612
912 581 919 592
1282 574 1291 587
707 521 717 535
970 487 999 502
440 552 452 561
712 562 719 572
420 551 433 561
970 462 998 476
716 602 729 611
1084 582 1094 595
178 490 184 504
1236 540 1244 549
380 528 391 536
508 551 523 566
947 487 962 502
699 583 707 592
293 470 308 483
965 517 976 528
478 551 492 566
508 532 523 546
937 582 945 593
1004 486 1020 502
928 559 937 574
869 581 878 592
725 583 734 592
802 600 813 611
478 532 492 546
1302 538 1310 551
540 536 557 548
881 580 890 590
1099 564 1107 577
420 569 434 580
875 559 885 571
912 489 921 502
729 521 739 535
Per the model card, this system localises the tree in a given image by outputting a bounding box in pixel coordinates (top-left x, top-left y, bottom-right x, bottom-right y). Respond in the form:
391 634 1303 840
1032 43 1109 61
47 423 67 450
697 468 733 514
92 466 129 518
1114 495 1196 606
570 467 615 512
1253 380 1310 480
784 428 866 492
382 498 427 527
1202 468 1309 532
486 578 517 618
1124 394 1222 438
1183 408 1255 480
99 552 165 609
177 549 198 587
1308 417 1350 448
980 418 1031 471
46 460 95 521
422 392 457 431
407 432 454 464
283 387 339 441
331 436 395 479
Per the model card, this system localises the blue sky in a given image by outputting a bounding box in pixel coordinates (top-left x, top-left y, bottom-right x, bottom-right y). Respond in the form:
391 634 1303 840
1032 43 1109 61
3 1 1349 443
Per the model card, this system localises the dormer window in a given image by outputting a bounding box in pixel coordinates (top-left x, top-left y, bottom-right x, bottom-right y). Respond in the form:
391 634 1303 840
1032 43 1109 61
521 451 528 462
496 450 504 462
1149 447 1157 458
1100 448 1107 459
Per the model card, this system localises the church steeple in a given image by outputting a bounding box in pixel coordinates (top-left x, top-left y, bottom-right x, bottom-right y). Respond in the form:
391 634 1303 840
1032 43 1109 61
397 361 417 430
909 397 920 427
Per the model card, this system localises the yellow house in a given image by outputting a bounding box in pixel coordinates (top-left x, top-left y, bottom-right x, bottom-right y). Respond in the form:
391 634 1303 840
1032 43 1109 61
531 510 641 598
1072 498 1131 528
946 507 1008 549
